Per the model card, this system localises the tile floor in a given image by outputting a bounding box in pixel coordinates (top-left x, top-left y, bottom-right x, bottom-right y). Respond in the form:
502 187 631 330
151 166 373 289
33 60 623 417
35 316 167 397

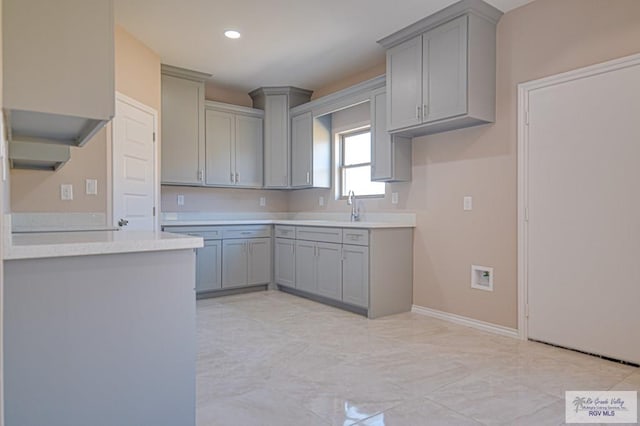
196 291 639 426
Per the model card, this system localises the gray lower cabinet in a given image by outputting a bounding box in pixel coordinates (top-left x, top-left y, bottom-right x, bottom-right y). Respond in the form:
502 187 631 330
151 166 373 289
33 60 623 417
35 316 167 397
316 242 343 300
294 240 342 299
196 240 222 292
163 225 271 295
294 240 317 293
222 238 271 289
342 244 369 308
274 237 296 288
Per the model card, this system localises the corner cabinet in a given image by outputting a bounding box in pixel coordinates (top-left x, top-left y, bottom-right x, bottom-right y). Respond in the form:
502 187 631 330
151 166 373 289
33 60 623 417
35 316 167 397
161 65 211 185
204 101 264 188
249 87 313 188
379 0 502 136
371 88 412 182
291 112 332 188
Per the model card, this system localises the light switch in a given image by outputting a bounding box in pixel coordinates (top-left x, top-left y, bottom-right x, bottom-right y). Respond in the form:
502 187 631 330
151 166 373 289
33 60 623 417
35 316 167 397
177 194 185 206
85 179 97 195
61 184 73 201
259 197 266 207
463 196 473 211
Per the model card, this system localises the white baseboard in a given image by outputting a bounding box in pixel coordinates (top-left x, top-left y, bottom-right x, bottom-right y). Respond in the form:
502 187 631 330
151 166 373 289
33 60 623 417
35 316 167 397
411 305 520 339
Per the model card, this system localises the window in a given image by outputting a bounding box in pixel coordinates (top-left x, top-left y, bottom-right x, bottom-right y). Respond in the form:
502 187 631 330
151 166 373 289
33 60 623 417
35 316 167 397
339 129 385 197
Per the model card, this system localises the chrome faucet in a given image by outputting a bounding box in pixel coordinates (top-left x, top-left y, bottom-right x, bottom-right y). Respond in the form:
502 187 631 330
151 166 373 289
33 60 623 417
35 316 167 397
347 190 360 222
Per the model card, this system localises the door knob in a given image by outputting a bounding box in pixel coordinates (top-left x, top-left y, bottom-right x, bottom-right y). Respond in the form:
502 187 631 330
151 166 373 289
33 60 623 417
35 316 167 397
118 218 129 227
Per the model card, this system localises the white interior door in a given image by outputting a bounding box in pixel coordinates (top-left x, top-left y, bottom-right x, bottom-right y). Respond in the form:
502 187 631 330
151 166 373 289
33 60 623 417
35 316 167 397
113 94 157 231
523 56 640 364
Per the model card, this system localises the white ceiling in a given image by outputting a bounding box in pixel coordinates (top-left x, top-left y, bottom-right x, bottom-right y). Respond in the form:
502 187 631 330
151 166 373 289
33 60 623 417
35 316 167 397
115 0 533 94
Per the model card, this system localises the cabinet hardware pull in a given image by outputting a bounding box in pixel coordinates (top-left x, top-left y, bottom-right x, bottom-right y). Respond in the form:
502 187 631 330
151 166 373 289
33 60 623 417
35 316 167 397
198 169 204 181
416 106 421 119
235 173 239 183
230 173 234 183
306 172 310 184
423 104 428 119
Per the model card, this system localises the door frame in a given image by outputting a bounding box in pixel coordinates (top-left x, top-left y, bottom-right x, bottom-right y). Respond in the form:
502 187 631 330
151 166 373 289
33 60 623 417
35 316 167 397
109 92 160 231
516 52 640 340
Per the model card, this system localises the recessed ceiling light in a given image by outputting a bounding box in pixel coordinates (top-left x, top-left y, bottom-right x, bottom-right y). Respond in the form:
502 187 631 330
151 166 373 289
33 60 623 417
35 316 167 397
224 30 241 39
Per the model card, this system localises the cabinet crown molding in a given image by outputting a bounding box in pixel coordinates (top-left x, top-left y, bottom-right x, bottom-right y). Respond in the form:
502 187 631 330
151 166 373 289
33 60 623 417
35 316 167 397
248 86 313 99
204 100 264 117
377 0 502 49
161 64 212 82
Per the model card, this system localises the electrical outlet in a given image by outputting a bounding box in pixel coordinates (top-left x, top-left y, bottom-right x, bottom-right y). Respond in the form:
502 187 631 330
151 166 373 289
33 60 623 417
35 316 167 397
392 192 399 205
463 196 473 211
60 184 73 201
177 195 185 206
319 196 325 207
259 197 266 207
85 179 97 195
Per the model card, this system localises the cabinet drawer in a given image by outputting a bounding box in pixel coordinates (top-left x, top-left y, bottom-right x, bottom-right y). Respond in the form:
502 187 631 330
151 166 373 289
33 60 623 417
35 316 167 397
342 229 369 246
223 225 272 239
163 226 222 240
296 227 342 244
275 225 296 239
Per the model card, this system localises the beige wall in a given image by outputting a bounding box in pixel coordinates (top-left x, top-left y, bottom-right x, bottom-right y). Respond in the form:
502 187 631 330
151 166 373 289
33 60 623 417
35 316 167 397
10 26 161 213
205 82 253 107
161 186 288 213
290 0 640 328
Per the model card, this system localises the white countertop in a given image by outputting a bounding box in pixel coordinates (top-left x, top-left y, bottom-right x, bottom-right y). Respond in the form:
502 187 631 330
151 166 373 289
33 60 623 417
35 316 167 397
4 230 203 260
162 219 414 228
161 212 416 229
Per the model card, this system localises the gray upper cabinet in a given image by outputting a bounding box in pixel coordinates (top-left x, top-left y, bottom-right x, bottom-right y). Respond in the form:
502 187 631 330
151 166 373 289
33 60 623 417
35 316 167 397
204 101 264 188
371 88 411 182
161 65 211 186
386 36 423 131
249 87 313 188
291 112 332 188
3 0 114 146
379 0 502 137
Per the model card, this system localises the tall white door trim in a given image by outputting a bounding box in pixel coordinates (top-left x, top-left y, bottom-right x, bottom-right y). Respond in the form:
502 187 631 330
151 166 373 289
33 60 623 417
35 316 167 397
517 52 640 341
111 92 159 231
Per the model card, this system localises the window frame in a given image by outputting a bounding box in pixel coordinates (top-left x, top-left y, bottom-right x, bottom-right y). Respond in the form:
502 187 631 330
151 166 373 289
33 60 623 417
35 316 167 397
337 127 384 199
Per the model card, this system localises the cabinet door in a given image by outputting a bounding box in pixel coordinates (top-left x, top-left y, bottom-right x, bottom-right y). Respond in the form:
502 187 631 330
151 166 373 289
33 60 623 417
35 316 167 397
195 240 222 293
235 114 263 187
291 111 313 188
342 244 369 308
422 15 468 123
316 242 343 300
247 238 271 285
222 239 248 288
161 74 204 185
386 35 423 131
264 94 290 188
295 241 316 293
275 238 296 288
371 89 412 182
204 109 235 186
